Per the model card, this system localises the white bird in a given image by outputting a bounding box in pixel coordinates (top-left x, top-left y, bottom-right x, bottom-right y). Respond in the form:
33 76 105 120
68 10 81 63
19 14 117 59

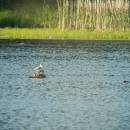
34 64 43 71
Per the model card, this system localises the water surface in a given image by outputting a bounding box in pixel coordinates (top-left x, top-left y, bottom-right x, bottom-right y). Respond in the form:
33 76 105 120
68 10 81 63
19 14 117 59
0 41 130 130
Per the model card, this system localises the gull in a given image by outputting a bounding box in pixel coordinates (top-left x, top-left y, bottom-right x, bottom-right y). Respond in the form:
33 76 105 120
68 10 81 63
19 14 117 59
31 64 45 78
34 64 43 71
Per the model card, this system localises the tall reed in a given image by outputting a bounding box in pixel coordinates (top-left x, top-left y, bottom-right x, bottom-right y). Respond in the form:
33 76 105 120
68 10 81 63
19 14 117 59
57 0 130 31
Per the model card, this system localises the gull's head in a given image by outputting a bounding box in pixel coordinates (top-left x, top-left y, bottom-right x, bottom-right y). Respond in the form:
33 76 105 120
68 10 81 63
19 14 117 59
39 64 43 68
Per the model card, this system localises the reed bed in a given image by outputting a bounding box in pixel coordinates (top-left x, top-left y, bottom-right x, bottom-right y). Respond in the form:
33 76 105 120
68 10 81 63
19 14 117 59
0 0 129 31
57 0 129 31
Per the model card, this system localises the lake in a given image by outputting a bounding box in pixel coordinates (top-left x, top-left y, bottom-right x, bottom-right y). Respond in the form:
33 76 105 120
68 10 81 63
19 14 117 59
0 40 130 130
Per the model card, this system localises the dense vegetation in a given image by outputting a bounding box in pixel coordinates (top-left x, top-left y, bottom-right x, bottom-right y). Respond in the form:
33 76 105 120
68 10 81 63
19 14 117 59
57 0 129 31
0 0 130 31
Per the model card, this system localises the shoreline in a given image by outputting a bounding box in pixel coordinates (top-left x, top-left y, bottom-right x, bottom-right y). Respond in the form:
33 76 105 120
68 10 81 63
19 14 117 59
0 39 130 45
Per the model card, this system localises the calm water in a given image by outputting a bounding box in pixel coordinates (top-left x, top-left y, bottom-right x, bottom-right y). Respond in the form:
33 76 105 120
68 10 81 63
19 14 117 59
0 41 130 130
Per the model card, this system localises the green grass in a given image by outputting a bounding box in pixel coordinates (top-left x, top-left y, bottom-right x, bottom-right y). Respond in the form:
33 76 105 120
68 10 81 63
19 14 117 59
0 28 130 40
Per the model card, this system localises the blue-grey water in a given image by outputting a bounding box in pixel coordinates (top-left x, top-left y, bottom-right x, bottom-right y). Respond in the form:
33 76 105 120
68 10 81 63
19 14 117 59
0 41 130 130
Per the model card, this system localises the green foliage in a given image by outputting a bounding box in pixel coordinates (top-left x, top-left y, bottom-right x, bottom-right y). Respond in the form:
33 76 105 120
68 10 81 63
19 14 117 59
0 10 34 27
0 4 58 28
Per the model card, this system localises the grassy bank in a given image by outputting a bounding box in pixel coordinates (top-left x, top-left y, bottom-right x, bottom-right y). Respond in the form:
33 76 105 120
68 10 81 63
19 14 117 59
0 28 130 40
